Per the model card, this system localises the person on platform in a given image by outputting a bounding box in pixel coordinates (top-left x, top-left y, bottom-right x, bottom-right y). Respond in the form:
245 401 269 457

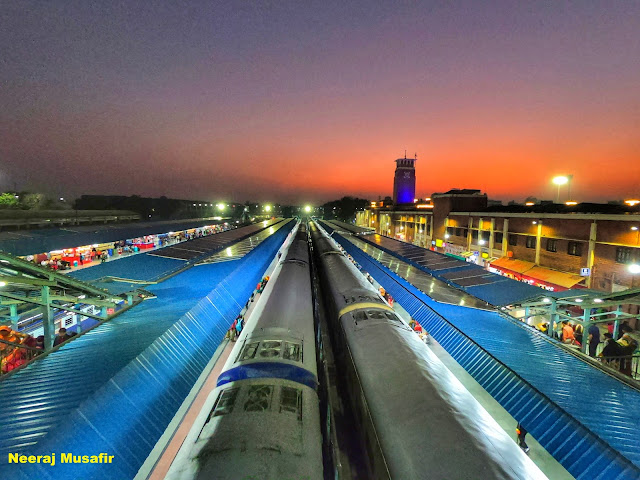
516 423 529 453
53 328 74 346
561 321 576 344
588 324 601 357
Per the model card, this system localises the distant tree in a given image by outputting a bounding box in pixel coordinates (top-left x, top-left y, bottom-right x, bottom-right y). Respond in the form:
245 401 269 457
322 196 369 223
20 193 46 209
0 193 19 208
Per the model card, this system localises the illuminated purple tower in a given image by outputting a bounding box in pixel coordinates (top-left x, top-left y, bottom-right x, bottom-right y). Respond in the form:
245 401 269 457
392 154 416 205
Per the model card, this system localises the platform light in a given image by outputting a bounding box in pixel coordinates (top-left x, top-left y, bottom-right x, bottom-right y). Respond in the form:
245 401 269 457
532 221 537 224
444 233 450 239
525 202 535 206
0 281 6 287
593 298 603 303
575 298 583 303
542 298 551 303
478 239 485 245
552 176 569 186
625 199 640 207
631 226 638 231
629 264 640 274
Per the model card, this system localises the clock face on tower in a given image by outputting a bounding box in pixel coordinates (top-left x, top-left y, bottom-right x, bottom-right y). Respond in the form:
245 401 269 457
404 171 411 179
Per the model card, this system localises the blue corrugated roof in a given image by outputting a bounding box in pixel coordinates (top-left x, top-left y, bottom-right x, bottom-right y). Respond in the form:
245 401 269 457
10 222 293 480
335 231 640 480
0 218 228 256
0 222 293 480
322 221 545 305
68 253 185 282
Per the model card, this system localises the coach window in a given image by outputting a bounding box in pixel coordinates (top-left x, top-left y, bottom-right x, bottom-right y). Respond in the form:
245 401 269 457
244 385 273 412
239 342 260 361
283 342 302 362
280 387 303 420
367 310 385 319
211 387 240 418
259 341 282 358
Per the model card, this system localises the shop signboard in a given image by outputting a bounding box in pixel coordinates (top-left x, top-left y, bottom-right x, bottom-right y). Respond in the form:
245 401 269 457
580 267 591 277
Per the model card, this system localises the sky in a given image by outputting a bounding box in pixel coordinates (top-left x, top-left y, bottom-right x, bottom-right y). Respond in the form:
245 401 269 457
1 1 639 204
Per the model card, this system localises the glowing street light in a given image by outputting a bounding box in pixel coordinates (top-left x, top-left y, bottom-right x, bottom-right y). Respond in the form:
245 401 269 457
629 264 640 275
264 205 272 212
304 205 312 213
216 203 225 211
552 175 573 203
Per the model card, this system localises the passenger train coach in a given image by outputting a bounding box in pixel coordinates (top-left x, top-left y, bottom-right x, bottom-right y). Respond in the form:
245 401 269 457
166 223 323 480
311 221 547 480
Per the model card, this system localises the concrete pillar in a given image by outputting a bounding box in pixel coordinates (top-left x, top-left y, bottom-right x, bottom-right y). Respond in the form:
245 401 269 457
549 299 558 339
502 218 509 257
9 304 19 330
467 217 473 252
535 221 542 265
41 285 54 350
489 218 495 257
586 221 597 288
582 308 591 354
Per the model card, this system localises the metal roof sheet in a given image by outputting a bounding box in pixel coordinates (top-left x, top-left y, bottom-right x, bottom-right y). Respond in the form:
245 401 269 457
11 223 292 480
334 231 640 480
0 223 293 480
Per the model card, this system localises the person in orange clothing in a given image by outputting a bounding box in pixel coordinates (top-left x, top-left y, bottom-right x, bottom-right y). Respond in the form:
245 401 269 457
562 321 576 344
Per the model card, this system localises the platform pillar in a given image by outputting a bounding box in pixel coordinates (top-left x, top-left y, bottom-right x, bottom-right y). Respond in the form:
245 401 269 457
41 285 54 350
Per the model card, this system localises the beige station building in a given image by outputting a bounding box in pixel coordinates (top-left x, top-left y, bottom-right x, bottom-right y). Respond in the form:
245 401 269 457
356 159 640 294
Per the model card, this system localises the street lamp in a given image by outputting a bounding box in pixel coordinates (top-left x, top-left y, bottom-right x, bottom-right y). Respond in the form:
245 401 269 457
265 205 272 212
552 175 573 203
216 203 225 211
304 205 312 213
629 264 640 274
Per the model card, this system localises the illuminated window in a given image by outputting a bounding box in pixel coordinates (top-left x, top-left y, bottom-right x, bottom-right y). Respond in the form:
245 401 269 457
546 239 557 252
567 241 583 256
526 236 536 249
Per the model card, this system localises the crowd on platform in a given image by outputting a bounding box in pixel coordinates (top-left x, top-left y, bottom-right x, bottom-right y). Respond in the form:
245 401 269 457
0 325 76 374
226 276 270 342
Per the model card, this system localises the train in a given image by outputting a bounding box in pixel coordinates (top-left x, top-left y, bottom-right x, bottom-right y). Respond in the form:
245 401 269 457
310 221 547 480
166 222 323 480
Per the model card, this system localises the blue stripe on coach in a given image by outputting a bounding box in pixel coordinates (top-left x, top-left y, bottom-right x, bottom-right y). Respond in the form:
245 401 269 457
216 362 318 390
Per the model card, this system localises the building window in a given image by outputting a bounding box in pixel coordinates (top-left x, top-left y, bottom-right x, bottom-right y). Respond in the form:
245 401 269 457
446 227 455 236
616 247 636 264
526 236 536 249
463 229 468 238
481 231 490 242
546 239 557 252
567 241 583 256
509 234 518 246
495 233 503 244
471 230 478 240
455 228 463 237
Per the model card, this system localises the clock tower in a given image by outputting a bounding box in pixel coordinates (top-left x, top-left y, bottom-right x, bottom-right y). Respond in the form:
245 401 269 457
392 153 416 205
